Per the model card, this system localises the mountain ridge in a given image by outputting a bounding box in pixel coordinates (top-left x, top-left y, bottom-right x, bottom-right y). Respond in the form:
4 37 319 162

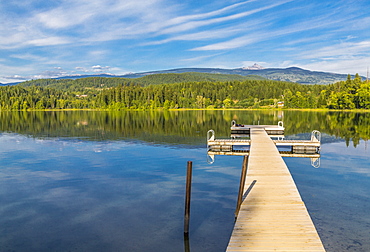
1 66 364 86
120 66 364 85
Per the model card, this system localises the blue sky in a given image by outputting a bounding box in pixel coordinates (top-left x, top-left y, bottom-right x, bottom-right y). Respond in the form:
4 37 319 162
1 0 370 83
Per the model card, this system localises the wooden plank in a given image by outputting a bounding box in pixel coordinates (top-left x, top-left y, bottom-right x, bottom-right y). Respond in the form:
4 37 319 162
226 127 325 252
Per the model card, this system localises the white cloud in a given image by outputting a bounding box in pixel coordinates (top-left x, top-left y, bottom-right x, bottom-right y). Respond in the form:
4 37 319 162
92 65 110 72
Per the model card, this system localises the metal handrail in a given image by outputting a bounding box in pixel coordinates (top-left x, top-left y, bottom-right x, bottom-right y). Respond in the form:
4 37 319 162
207 129 215 151
311 130 321 142
207 129 215 141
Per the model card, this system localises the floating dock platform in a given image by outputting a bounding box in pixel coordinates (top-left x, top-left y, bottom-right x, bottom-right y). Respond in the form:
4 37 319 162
208 125 321 154
231 120 285 135
207 123 325 251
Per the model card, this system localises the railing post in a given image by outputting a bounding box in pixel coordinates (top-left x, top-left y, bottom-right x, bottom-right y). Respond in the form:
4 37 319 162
235 155 248 219
207 130 215 150
184 161 193 234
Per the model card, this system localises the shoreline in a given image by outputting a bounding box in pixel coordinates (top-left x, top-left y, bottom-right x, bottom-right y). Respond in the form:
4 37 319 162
1 108 370 112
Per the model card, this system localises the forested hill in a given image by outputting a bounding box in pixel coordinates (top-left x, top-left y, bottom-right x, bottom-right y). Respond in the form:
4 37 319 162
17 72 265 89
132 72 265 85
123 67 358 85
1 72 369 110
2 66 362 86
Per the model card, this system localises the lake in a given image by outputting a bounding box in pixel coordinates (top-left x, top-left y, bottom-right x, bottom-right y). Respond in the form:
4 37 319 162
0 110 369 251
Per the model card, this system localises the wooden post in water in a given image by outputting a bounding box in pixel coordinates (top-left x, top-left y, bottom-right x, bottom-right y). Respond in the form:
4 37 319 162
184 161 193 234
184 233 190 252
235 155 248 219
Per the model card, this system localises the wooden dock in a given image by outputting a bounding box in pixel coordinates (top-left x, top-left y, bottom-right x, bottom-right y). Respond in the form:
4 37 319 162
226 127 325 251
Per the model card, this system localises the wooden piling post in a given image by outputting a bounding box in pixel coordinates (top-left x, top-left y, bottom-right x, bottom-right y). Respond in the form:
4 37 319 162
184 232 190 252
235 155 248 219
184 161 193 234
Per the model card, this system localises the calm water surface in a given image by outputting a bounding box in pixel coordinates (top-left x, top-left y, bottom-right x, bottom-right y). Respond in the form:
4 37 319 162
0 110 369 251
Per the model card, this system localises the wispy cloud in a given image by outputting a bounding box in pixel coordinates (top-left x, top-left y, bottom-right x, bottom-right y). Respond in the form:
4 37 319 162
158 0 292 35
164 0 257 26
26 37 72 47
36 2 95 29
299 57 369 75
191 35 259 51
144 28 242 46
299 41 370 60
181 53 225 63
190 6 360 51
10 53 47 62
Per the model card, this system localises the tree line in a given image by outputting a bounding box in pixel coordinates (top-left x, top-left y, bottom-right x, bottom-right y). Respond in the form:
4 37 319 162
0 73 369 110
1 110 369 146
284 74 370 109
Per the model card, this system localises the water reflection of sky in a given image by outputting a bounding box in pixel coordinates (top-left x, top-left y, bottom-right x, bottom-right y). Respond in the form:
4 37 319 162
0 133 243 252
322 141 370 176
2 133 370 251
285 140 370 252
